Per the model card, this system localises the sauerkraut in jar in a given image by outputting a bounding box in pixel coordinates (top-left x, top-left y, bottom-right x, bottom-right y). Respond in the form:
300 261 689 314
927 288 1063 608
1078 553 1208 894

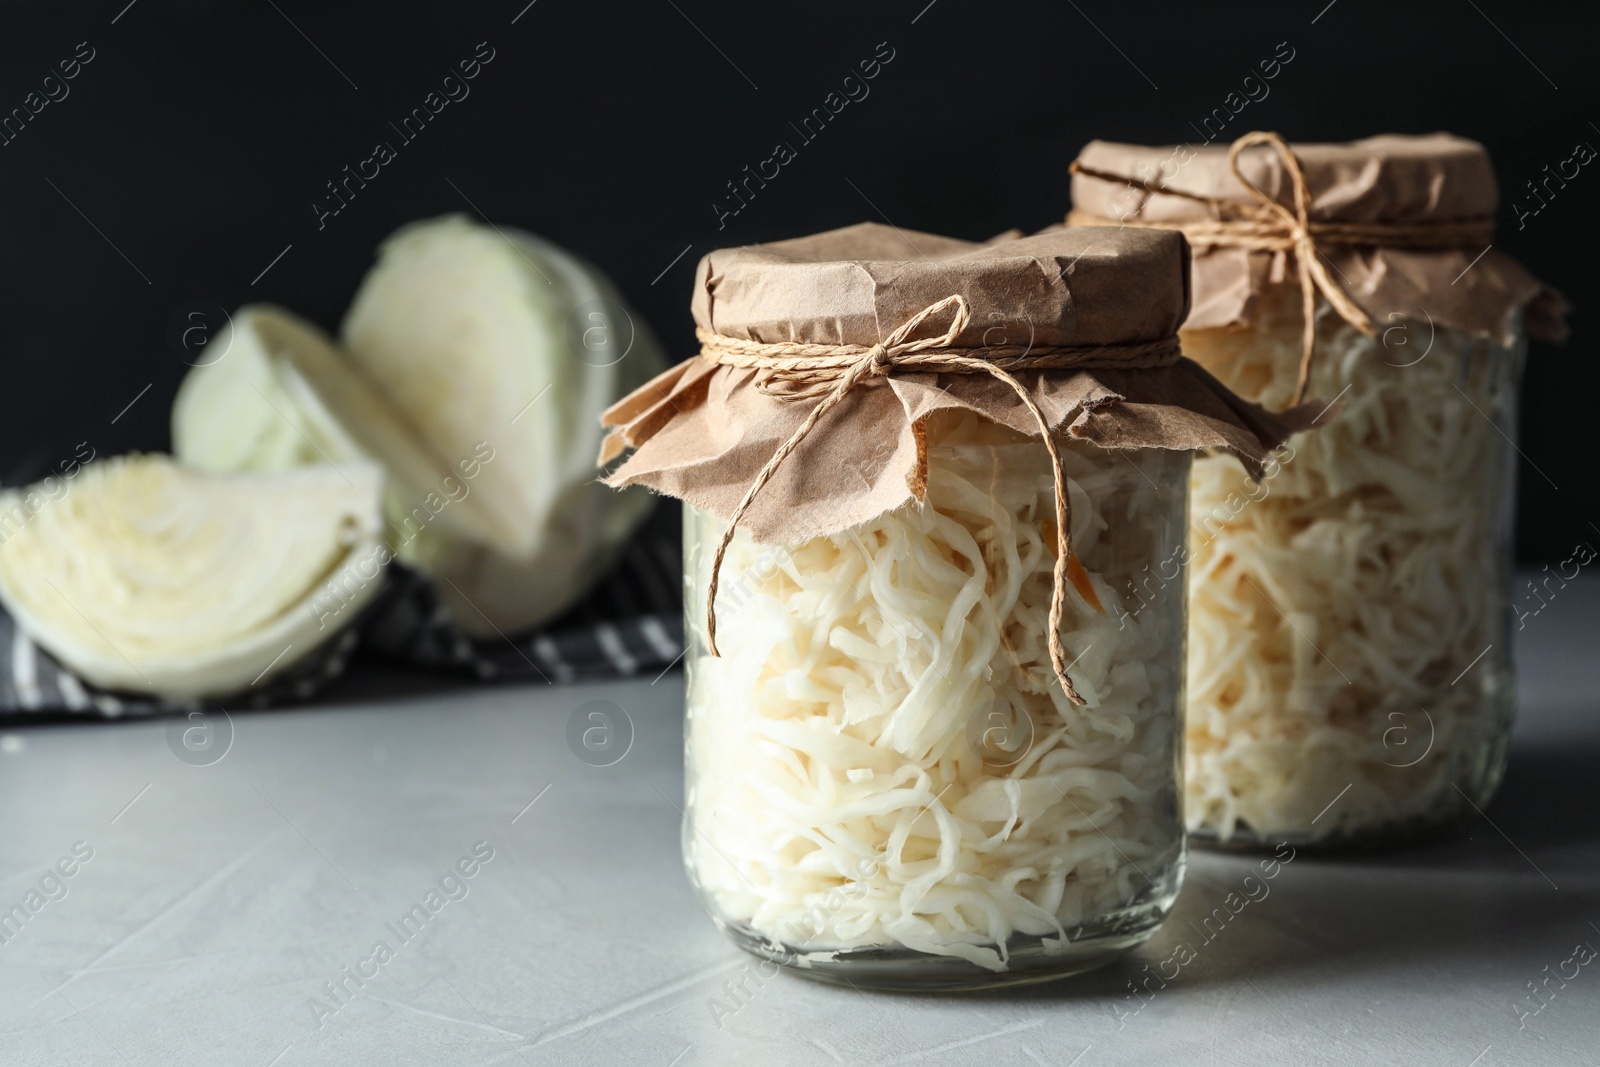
1183 286 1522 845
600 222 1305 986
1068 133 1567 847
684 412 1189 987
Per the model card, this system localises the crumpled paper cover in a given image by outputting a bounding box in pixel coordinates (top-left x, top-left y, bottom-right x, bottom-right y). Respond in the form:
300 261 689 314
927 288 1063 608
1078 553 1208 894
601 223 1311 545
1070 134 1568 344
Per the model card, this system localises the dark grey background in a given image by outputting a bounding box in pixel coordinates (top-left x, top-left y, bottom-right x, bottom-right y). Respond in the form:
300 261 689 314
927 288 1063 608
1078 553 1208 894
0 0 1592 559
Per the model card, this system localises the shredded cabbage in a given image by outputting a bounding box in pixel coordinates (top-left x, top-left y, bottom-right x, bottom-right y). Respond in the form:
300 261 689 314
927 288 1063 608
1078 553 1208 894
683 411 1187 972
1183 287 1519 843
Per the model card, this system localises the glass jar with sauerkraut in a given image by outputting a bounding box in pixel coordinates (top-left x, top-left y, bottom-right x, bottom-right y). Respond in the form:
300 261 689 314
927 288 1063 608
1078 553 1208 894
600 223 1303 987
682 415 1192 987
1070 133 1568 849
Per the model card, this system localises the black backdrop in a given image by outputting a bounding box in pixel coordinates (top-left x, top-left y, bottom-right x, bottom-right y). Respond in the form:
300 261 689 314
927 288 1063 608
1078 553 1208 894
1 0 1594 560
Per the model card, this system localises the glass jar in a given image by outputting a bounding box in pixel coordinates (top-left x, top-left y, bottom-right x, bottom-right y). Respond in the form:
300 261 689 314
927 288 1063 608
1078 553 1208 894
681 409 1190 989
1182 284 1524 847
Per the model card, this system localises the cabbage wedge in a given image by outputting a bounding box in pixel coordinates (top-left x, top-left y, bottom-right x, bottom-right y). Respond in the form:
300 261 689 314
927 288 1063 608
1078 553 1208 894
0 455 385 700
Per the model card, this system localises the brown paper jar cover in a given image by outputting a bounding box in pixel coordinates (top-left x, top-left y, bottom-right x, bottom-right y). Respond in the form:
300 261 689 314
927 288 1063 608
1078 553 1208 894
1070 133 1568 344
600 222 1311 545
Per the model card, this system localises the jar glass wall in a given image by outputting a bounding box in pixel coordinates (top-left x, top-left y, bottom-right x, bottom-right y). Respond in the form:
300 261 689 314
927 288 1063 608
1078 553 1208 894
680 410 1191 990
1183 285 1524 848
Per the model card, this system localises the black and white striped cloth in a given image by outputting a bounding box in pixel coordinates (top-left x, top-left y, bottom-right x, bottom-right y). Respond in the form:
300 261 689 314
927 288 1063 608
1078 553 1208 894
361 536 685 685
0 614 365 718
0 516 685 718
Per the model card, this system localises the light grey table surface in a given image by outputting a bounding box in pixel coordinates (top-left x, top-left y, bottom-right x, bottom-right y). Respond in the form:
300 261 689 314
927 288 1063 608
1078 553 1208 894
2 578 1597 1067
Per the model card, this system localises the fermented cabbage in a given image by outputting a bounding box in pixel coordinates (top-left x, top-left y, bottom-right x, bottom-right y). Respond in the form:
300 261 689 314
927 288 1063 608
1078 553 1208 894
1184 287 1518 842
0 455 385 700
683 411 1187 972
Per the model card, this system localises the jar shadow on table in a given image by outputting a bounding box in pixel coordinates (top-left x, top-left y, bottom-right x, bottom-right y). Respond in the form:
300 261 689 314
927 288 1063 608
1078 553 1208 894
1190 738 1600 862
749 874 1599 1007
1415 740 1600 856
871 740 1600 1004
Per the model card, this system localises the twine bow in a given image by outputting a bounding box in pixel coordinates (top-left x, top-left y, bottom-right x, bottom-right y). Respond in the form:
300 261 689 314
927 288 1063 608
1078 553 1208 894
697 295 1184 708
1224 132 1374 404
1070 131 1492 405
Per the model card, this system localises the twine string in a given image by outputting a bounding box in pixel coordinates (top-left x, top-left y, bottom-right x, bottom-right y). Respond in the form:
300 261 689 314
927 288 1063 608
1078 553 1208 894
697 294 1184 707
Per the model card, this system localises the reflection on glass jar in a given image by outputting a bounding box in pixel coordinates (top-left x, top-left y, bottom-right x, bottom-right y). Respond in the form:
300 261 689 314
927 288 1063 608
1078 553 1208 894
682 411 1190 989
1183 285 1523 847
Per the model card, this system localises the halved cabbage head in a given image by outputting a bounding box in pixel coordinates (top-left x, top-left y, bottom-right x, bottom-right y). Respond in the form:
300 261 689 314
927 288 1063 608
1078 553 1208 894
0 455 386 700
340 216 665 635
174 216 664 636
173 304 506 557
